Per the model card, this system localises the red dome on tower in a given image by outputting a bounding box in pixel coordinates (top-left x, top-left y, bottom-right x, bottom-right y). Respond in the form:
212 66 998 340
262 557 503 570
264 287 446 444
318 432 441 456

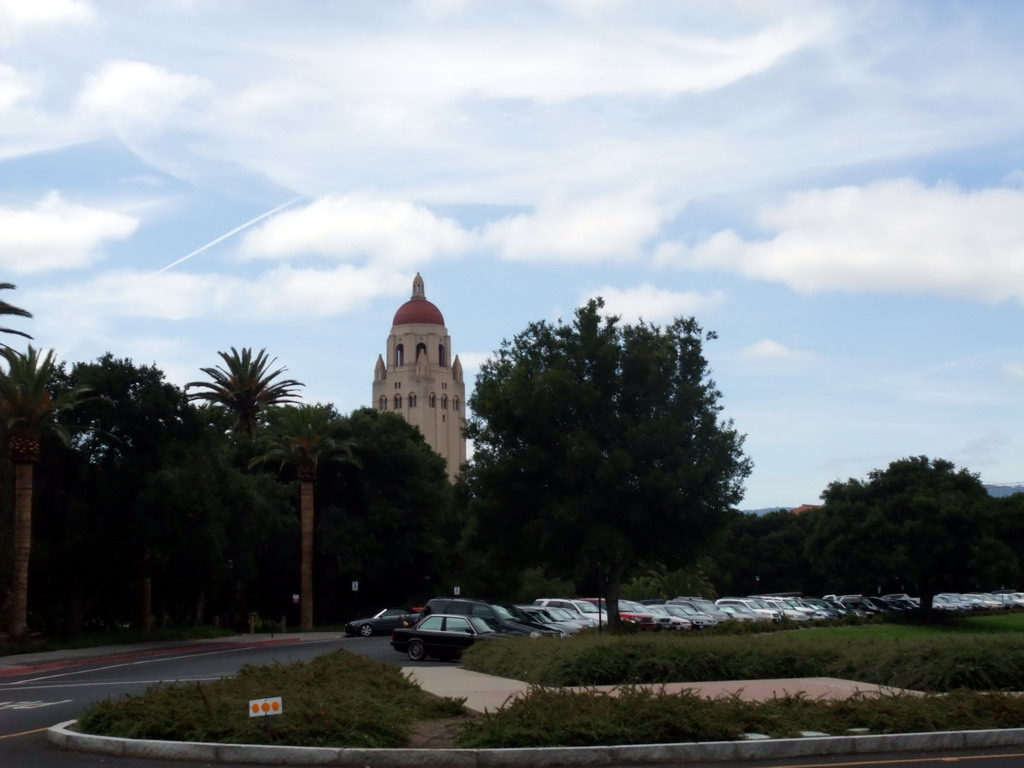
392 273 445 326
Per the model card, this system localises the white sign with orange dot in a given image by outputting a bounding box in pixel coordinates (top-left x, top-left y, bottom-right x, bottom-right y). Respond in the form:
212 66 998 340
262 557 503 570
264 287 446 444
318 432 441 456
248 696 283 717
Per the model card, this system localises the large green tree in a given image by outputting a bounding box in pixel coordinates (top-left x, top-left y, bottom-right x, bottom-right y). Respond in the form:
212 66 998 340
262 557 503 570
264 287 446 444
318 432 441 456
186 348 303 438
805 456 1012 614
0 283 32 349
715 508 817 597
25 355 296 635
251 404 360 630
464 298 752 629
315 408 454 620
0 346 94 641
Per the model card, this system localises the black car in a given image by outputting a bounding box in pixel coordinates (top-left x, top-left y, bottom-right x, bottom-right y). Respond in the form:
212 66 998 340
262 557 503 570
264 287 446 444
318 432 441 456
344 607 417 637
390 613 507 661
421 597 561 636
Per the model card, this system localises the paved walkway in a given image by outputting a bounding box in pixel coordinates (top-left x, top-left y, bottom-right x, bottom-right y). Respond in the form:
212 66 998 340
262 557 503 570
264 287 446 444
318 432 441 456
405 666 910 714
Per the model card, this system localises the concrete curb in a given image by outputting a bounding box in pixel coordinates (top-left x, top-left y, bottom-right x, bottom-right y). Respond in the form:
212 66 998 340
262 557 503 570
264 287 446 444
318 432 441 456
47 720 1024 766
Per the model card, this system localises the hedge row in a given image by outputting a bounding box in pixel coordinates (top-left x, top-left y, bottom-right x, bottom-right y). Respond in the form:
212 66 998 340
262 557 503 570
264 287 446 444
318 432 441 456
461 630 1024 691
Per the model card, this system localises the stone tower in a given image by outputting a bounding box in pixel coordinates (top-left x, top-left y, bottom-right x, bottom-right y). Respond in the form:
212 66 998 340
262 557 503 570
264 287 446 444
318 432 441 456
372 273 466 481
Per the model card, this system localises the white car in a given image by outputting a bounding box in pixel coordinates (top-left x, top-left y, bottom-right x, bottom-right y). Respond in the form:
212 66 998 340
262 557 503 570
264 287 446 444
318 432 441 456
644 604 694 630
755 596 813 621
714 604 764 622
533 598 604 627
716 597 782 622
663 602 718 628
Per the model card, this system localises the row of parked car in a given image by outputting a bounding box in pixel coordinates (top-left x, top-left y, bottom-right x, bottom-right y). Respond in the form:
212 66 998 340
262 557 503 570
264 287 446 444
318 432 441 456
346 588 1024 662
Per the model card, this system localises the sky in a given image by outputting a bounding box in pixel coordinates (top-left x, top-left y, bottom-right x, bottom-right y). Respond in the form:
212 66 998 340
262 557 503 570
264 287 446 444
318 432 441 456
1 0 1023 510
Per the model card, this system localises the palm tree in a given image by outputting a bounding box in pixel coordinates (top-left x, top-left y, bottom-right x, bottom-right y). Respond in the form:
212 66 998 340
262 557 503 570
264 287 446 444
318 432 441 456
250 405 360 630
0 283 32 349
0 346 93 641
186 348 303 437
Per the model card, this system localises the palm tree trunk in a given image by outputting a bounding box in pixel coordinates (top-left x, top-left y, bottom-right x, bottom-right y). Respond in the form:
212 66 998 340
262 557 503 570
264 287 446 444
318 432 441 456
9 462 33 642
137 576 152 633
299 478 315 630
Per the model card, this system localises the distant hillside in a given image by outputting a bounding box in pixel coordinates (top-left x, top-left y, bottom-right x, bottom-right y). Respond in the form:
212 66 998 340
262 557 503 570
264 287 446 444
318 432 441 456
985 483 1024 498
744 484 1024 514
742 507 793 516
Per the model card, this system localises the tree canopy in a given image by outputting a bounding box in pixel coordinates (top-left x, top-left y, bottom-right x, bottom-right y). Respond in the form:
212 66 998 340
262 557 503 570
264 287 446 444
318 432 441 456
0 283 32 349
805 456 1013 612
464 298 751 627
186 347 303 437
251 404 360 629
0 346 95 641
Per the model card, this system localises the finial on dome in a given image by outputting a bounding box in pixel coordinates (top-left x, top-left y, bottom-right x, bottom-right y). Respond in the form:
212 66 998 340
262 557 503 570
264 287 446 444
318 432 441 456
412 273 425 299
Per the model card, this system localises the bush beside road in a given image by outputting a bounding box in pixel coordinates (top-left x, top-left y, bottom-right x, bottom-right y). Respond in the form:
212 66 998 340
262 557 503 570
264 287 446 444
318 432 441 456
69 616 1024 749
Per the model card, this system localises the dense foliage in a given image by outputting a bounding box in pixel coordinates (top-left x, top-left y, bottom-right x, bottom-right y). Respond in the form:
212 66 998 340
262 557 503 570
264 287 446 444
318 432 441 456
805 457 1014 610
78 650 465 747
457 687 1024 748
464 298 751 626
462 624 1024 691
4 299 1024 642
76 629 1024 749
0 355 456 640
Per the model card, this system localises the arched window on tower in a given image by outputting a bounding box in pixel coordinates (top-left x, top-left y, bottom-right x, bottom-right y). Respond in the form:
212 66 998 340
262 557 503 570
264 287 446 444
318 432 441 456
378 396 386 410
429 393 436 408
393 395 402 409
438 344 446 367
408 393 417 407
395 344 404 366
416 342 427 363
453 397 460 411
442 395 448 409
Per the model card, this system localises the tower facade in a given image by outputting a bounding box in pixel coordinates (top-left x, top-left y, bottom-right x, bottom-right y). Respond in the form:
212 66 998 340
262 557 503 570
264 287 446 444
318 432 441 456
372 274 466 481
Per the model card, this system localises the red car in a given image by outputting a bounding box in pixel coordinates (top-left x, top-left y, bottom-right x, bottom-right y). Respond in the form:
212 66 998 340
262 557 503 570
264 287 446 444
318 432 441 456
583 598 660 630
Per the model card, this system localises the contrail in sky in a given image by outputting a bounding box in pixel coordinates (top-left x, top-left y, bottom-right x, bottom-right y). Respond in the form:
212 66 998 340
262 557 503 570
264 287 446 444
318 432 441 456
155 196 305 274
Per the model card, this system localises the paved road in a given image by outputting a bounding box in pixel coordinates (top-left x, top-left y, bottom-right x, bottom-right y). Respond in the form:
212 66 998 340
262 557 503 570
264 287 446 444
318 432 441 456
3 633 1024 767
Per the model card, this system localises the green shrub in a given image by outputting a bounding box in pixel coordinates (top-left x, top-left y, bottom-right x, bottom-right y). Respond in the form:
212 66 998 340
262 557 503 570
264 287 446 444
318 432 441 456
463 629 1024 692
78 650 465 748
456 688 1024 748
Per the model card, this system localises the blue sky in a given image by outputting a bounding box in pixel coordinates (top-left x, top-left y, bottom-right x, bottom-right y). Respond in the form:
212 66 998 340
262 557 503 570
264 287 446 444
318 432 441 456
2 0 1023 509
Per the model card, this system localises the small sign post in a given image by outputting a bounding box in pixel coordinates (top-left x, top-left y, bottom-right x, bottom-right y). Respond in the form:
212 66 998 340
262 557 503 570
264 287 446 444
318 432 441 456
249 697 283 718
249 696 283 736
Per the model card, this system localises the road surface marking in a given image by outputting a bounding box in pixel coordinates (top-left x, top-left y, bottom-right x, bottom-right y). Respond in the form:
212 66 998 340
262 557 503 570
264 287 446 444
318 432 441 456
0 727 48 740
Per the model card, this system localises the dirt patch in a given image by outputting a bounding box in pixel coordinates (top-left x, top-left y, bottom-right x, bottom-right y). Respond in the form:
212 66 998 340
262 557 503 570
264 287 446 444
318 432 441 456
406 714 481 749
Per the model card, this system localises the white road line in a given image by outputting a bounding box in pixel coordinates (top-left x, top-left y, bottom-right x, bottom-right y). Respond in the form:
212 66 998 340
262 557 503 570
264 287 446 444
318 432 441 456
0 699 72 710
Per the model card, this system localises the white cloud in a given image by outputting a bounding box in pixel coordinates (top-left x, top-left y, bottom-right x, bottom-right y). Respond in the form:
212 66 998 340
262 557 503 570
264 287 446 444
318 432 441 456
238 195 473 269
669 180 1024 303
484 195 665 263
77 60 209 137
1005 169 1024 188
1003 363 1024 380
34 264 398 327
738 339 815 361
320 15 826 106
0 0 92 44
0 193 138 273
0 63 27 110
591 284 725 324
957 431 1011 469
